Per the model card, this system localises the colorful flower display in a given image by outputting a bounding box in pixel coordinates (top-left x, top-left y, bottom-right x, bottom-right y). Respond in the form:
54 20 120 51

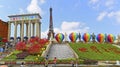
78 47 88 52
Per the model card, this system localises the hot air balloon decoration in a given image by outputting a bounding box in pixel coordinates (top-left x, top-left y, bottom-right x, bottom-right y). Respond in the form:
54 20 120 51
96 33 105 43
55 33 64 43
69 32 78 42
82 33 91 42
107 34 116 43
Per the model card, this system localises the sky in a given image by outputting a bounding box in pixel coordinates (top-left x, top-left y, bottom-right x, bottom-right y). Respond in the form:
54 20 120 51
0 0 120 38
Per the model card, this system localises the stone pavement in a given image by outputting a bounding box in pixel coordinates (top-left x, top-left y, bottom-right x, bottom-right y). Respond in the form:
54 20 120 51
47 44 75 59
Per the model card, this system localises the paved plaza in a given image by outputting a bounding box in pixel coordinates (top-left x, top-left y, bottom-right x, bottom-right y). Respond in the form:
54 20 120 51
48 44 75 59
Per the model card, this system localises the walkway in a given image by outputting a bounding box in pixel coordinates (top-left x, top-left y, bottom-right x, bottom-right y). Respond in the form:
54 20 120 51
48 44 75 59
0 64 119 67
112 44 120 48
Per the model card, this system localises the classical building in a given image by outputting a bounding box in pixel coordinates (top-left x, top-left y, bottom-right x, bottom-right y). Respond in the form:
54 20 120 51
8 13 41 41
0 19 8 39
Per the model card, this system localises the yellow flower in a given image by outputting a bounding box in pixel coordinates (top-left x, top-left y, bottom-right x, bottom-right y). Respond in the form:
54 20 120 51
36 58 38 60
38 54 40 57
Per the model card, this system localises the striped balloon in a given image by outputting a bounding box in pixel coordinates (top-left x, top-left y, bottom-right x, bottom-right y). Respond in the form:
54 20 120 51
55 33 64 43
69 32 78 42
107 34 115 43
82 33 91 42
97 33 105 43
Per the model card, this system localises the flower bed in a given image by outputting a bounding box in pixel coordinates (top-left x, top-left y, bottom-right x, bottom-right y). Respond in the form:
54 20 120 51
2 37 49 62
70 42 120 61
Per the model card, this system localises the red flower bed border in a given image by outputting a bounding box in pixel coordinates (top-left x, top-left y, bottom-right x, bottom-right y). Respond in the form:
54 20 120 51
90 46 102 53
78 47 88 52
78 45 120 54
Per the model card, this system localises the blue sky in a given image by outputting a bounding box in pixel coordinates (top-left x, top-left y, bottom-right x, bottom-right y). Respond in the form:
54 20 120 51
0 0 120 38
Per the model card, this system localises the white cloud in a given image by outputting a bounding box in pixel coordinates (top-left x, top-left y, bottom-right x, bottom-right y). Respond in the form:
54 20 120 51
105 0 114 9
19 8 24 14
97 11 108 21
88 0 116 10
39 0 45 4
59 21 89 34
41 21 90 38
61 21 80 31
107 11 120 23
107 11 115 17
41 30 48 38
27 0 43 14
89 0 99 4
105 0 113 7
97 11 120 24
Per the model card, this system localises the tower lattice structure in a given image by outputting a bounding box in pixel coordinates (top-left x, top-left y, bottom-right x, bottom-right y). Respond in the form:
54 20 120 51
48 8 54 40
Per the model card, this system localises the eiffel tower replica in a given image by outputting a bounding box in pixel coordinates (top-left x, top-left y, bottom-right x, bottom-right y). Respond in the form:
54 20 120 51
47 8 55 40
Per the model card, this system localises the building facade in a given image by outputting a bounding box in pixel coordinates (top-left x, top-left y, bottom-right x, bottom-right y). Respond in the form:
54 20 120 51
0 19 8 39
8 13 41 41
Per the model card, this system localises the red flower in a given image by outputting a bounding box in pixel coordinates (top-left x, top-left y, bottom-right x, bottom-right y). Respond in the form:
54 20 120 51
28 44 41 54
78 47 88 52
101 47 110 52
90 46 101 53
108 47 120 54
1 38 8 43
15 42 26 51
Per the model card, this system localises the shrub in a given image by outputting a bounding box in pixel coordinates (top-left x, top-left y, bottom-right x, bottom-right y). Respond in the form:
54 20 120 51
83 59 98 64
2 54 17 61
28 44 41 55
16 51 29 59
15 42 27 51
12 50 22 55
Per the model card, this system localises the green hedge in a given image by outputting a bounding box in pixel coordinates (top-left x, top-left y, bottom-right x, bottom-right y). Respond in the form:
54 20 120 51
24 55 44 62
2 54 17 61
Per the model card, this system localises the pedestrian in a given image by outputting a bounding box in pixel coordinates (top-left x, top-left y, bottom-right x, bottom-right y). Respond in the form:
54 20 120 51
71 61 74 67
46 55 49 60
45 58 48 67
45 55 49 67
53 57 57 67
20 62 25 67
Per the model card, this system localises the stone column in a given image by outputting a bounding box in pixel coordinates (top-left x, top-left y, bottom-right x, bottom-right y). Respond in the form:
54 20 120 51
20 23 21 40
21 21 24 41
28 20 31 39
32 23 35 37
8 21 11 41
14 21 17 42
38 22 40 37
39 22 41 38
36 21 39 37
26 23 28 37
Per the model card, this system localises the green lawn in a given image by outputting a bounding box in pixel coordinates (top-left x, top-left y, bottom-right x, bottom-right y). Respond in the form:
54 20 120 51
69 42 120 61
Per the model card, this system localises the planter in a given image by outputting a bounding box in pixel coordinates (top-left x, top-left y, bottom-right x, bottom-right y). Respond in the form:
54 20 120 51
0 61 5 64
5 61 16 64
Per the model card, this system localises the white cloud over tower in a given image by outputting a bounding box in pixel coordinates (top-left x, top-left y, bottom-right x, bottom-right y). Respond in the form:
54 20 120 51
41 21 90 38
27 0 45 14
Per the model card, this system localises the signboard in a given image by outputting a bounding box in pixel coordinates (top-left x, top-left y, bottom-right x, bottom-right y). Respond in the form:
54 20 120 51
10 15 39 21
